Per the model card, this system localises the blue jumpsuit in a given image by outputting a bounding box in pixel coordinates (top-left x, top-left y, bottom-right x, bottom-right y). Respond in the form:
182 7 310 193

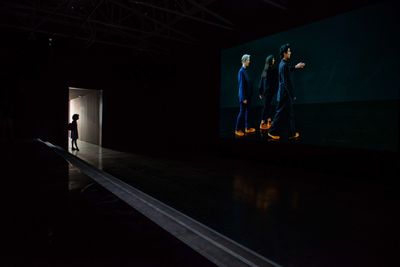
259 67 278 122
269 59 297 137
235 66 253 131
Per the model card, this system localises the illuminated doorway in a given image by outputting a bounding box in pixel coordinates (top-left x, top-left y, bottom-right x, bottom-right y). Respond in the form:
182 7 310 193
68 87 103 147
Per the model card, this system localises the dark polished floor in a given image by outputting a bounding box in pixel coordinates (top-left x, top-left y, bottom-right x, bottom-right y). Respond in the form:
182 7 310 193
71 140 399 267
220 100 399 151
2 140 216 267
2 138 399 266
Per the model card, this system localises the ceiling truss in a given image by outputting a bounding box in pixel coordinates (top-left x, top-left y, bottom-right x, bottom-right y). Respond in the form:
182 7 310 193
0 0 232 53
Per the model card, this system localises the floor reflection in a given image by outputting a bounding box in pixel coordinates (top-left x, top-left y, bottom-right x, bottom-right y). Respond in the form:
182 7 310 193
233 174 279 211
67 140 399 267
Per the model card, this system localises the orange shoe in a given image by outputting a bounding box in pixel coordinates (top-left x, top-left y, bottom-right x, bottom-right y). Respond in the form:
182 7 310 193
267 132 280 140
245 127 256 134
235 130 245 137
289 132 300 140
259 123 268 130
266 118 272 130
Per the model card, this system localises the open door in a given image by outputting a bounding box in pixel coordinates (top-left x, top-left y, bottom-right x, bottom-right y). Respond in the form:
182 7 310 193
68 87 103 146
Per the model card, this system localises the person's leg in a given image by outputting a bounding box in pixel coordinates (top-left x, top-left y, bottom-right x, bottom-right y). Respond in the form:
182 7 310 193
244 103 248 129
73 139 79 151
235 102 245 136
260 98 268 129
260 98 267 122
268 98 289 139
264 90 275 121
244 103 255 133
288 98 299 139
264 89 275 129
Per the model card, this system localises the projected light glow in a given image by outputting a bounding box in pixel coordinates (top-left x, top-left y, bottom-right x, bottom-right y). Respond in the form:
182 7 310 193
219 1 399 152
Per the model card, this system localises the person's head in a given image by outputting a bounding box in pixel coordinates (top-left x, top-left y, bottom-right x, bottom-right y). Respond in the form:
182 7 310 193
72 114 79 121
261 55 275 77
279 43 291 60
266 55 275 68
241 54 251 68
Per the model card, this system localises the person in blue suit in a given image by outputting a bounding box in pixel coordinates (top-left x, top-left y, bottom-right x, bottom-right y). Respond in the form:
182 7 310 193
235 54 256 137
258 55 278 131
268 44 305 140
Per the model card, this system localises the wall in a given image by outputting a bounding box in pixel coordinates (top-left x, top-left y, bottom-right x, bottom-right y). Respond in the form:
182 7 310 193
0 36 69 149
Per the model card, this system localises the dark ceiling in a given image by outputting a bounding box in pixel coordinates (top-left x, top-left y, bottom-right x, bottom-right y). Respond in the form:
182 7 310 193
0 0 380 56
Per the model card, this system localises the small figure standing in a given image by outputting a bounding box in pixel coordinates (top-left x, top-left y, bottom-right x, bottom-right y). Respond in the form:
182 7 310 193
69 114 79 151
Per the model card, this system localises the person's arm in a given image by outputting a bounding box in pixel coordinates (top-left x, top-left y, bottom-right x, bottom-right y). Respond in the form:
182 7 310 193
258 77 265 99
290 62 306 71
238 69 247 103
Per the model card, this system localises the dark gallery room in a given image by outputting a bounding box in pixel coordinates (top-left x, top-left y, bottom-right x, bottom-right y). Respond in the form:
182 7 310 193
0 0 399 266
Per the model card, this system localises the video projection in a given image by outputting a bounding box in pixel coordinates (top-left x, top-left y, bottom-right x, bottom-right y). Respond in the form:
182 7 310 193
220 0 399 152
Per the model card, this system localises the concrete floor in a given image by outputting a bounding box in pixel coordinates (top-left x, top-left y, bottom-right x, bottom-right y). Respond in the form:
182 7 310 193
2 140 216 267
68 140 399 267
2 139 398 266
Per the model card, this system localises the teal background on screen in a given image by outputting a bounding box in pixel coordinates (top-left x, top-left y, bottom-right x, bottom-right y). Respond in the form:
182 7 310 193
220 1 399 108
